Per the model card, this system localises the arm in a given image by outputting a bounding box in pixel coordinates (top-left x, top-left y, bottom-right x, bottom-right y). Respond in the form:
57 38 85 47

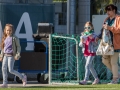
0 51 3 54
92 38 98 46
0 44 4 58
79 35 87 47
0 45 4 61
14 37 21 60
97 28 103 39
108 26 120 34
79 36 84 47
105 16 120 34
15 37 21 55
0 51 3 58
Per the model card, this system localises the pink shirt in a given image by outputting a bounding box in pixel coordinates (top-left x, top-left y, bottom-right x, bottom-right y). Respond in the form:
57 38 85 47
84 37 96 56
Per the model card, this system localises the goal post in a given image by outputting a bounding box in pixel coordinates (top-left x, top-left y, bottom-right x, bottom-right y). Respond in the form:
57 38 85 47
49 34 79 84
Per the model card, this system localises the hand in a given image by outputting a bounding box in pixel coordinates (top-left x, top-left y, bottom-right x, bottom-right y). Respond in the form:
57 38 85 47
81 32 84 36
95 37 99 43
103 24 111 30
14 57 18 60
0 57 2 62
81 38 85 43
89 35 93 39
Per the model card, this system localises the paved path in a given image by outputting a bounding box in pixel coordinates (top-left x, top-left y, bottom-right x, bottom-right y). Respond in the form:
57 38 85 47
0 81 51 88
0 81 79 88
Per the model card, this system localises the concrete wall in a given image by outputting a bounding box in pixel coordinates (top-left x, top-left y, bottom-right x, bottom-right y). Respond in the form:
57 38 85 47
54 0 91 34
0 0 16 3
77 0 90 34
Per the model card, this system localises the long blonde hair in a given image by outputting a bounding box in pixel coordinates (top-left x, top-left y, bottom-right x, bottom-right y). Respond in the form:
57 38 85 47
1 24 14 50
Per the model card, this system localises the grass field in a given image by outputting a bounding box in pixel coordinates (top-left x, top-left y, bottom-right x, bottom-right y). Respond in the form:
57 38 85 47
2 84 120 90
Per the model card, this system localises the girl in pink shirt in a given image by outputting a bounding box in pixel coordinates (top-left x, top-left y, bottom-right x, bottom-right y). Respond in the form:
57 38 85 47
79 22 99 85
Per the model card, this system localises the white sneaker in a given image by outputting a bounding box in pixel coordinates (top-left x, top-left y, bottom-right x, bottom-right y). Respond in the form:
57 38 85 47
108 79 119 84
22 75 27 86
79 80 87 85
92 78 99 85
0 84 8 88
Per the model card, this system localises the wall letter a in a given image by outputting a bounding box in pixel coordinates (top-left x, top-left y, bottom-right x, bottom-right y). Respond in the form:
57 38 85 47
15 12 34 50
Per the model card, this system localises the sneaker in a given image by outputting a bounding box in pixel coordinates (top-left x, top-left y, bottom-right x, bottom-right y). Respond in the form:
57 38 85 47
22 75 27 86
92 78 99 85
108 79 119 84
79 80 87 85
0 84 8 88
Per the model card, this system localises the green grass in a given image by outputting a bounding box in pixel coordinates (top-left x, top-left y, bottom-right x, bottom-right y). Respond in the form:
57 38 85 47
4 84 120 90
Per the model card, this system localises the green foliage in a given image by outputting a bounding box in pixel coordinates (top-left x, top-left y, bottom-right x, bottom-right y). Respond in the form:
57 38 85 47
92 0 115 15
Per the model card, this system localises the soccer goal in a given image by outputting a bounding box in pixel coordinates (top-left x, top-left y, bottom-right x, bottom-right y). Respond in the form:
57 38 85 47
49 34 79 85
48 34 114 85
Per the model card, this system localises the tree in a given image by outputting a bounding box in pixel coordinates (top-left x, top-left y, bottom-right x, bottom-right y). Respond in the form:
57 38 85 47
91 0 116 15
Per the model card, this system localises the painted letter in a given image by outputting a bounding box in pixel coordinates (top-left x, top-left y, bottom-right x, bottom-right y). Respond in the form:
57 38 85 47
15 12 34 50
0 21 3 50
